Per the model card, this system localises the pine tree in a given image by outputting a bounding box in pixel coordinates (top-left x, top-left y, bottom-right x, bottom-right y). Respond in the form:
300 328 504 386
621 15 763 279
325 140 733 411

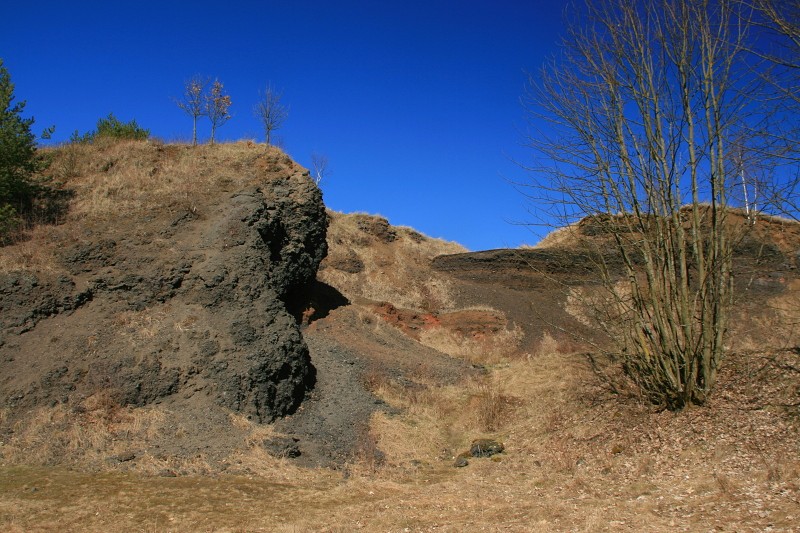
0 58 39 238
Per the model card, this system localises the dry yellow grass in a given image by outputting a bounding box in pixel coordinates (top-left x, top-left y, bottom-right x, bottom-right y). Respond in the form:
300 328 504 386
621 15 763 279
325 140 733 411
733 279 800 351
2 345 795 532
0 224 67 274
320 211 466 311
0 140 300 276
532 223 583 249
3 355 793 519
417 321 523 365
0 399 168 470
49 140 296 221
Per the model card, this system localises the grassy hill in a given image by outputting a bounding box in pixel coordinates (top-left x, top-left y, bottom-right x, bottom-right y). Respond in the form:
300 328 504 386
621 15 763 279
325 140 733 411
0 140 798 532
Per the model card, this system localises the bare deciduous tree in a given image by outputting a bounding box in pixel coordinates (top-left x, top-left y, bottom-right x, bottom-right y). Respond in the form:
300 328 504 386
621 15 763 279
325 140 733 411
523 0 783 408
310 152 329 185
253 84 288 146
748 0 800 219
752 0 800 72
176 75 209 146
205 79 232 145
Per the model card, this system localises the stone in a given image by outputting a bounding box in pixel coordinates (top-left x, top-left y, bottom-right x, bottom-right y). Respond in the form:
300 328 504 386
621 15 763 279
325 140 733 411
453 453 470 468
469 438 505 458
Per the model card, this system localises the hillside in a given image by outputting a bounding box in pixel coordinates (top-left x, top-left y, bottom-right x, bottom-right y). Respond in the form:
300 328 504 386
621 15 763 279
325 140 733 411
0 140 328 467
1 141 799 532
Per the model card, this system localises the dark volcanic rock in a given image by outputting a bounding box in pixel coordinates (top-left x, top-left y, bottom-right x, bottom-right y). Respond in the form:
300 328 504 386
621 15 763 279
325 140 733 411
0 272 93 334
181 182 325 421
354 214 397 243
0 154 327 425
432 248 610 290
453 452 470 468
453 439 505 467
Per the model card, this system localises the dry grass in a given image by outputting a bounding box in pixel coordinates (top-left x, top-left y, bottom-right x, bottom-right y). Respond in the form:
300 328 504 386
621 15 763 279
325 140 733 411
533 222 583 249
732 280 800 351
320 211 466 311
1 140 300 276
51 140 295 221
0 224 69 274
0 237 57 273
113 308 169 342
368 372 522 468
418 321 523 365
362 347 797 531
0 396 324 481
0 396 168 470
1 347 798 531
530 331 566 358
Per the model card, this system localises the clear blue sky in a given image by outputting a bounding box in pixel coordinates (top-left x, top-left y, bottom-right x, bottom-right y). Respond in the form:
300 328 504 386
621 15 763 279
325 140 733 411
2 1 566 251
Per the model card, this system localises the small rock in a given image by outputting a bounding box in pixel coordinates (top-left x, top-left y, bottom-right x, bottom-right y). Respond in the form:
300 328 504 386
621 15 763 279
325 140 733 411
469 438 504 458
453 453 470 468
114 451 136 463
264 436 302 458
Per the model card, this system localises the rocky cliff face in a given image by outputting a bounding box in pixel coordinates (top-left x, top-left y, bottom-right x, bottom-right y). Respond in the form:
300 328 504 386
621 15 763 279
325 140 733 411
0 142 327 424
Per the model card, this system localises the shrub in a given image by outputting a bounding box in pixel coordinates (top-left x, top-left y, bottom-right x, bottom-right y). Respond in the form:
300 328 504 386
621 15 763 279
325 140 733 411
0 203 21 240
71 113 149 143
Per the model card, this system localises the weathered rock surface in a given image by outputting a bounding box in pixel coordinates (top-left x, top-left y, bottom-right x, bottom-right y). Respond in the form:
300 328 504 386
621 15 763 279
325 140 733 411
0 147 326 424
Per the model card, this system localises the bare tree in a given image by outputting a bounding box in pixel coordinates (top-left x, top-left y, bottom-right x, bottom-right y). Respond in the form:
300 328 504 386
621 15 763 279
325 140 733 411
253 84 288 146
752 0 800 72
205 79 232 145
748 0 800 219
176 75 209 146
523 0 779 408
310 152 329 185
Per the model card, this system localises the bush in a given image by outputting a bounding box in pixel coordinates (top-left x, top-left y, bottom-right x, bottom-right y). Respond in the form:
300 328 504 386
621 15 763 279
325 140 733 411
71 113 149 143
0 203 22 240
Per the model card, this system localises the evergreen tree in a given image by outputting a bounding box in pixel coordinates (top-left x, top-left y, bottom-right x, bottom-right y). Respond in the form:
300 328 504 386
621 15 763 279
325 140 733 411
0 61 37 207
0 59 39 238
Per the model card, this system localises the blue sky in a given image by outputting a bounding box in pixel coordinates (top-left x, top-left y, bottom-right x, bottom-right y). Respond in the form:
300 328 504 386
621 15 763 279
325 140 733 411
2 1 566 251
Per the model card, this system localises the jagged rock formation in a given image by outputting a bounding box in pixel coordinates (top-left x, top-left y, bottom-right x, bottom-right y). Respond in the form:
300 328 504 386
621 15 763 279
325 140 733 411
0 142 327 423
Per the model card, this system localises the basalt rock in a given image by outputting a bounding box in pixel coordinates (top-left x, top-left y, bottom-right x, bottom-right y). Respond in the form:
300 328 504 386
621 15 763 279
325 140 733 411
0 147 327 424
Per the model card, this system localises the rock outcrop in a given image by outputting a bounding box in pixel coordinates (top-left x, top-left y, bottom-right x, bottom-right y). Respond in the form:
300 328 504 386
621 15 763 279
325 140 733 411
0 143 327 423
